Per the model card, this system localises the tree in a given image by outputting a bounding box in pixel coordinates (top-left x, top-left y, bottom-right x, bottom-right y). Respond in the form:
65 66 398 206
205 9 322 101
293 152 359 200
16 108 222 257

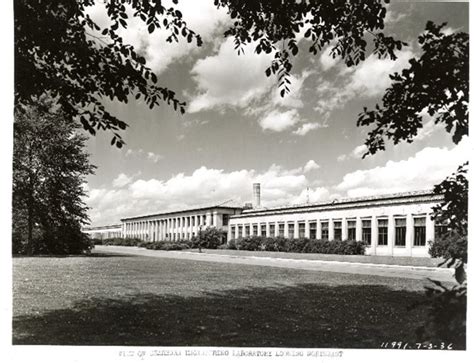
15 0 201 147
16 0 401 145
192 226 226 250
356 22 468 348
357 21 468 154
12 103 95 255
356 21 468 246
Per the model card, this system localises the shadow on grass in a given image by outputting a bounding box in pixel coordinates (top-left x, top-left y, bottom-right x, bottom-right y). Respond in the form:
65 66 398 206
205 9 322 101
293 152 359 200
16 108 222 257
13 252 139 259
12 283 466 349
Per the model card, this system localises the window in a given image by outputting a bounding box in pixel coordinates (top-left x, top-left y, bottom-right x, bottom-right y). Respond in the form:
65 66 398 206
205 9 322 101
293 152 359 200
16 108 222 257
309 222 317 239
261 224 267 237
395 218 406 246
288 223 295 239
278 223 285 237
191 216 195 227
269 223 275 237
377 219 388 246
321 221 329 240
222 214 230 226
298 222 306 238
238 225 243 237
245 225 250 236
347 220 356 240
333 221 342 241
253 224 258 236
362 220 371 244
414 217 426 246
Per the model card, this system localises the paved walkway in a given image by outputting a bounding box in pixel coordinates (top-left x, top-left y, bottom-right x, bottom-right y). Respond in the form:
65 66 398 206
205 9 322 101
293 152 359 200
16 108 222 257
94 245 455 282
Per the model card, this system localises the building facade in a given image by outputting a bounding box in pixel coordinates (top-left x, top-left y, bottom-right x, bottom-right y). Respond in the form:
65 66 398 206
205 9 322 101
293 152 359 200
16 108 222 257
227 191 444 257
120 202 243 242
83 224 122 240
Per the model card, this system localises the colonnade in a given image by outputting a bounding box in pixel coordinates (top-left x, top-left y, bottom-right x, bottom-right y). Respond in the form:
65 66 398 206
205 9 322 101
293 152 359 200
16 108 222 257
122 211 222 242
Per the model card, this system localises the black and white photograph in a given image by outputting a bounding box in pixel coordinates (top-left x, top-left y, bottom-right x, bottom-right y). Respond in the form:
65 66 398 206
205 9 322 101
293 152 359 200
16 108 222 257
2 0 471 361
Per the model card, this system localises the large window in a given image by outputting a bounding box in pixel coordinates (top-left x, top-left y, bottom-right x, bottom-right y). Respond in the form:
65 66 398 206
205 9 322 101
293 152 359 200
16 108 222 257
269 223 275 237
321 221 329 239
252 224 258 236
395 218 406 246
362 220 371 244
298 222 305 238
309 222 317 239
231 226 236 240
377 219 388 246
347 220 356 240
278 223 285 237
261 223 267 237
333 220 342 241
288 223 295 239
222 214 229 226
245 225 250 236
238 225 242 237
414 217 426 246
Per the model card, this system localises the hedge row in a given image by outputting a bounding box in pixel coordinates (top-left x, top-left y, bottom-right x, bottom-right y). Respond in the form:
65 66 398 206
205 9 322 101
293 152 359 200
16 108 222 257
225 236 366 255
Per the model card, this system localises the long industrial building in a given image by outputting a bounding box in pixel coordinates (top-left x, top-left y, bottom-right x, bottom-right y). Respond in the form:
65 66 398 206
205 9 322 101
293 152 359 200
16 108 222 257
84 184 446 257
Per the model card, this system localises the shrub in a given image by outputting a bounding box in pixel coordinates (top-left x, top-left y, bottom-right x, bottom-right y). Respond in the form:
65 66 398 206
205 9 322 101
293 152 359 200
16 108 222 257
224 236 366 255
102 237 142 246
191 227 226 249
145 240 191 251
429 232 467 263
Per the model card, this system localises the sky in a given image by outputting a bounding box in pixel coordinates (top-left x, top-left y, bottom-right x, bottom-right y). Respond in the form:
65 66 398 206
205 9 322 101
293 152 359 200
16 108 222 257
84 0 470 226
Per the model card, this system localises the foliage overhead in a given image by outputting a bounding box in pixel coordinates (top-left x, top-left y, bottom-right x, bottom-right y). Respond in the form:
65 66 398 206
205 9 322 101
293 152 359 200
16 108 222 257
16 0 402 145
357 21 468 155
215 0 404 97
432 162 468 236
15 0 202 148
12 103 95 255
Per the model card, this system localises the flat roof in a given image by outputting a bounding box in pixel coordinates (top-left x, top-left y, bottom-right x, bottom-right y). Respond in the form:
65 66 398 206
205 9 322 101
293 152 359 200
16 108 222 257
231 190 443 219
120 200 243 221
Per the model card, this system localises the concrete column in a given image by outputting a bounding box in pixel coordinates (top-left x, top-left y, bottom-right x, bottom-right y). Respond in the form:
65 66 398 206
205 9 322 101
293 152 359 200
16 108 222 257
284 221 289 238
341 217 347 240
328 218 334 241
235 224 240 239
242 224 247 237
206 212 212 227
257 222 262 236
266 222 270 237
426 212 435 245
371 215 377 250
193 215 198 238
304 220 310 238
388 215 395 255
213 211 221 228
249 223 254 236
356 217 362 241
316 219 322 240
406 213 413 256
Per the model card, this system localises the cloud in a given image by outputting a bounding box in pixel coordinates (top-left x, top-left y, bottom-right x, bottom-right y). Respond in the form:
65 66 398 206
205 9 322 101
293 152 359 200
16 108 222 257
293 122 324 136
258 109 301 132
124 148 163 163
85 160 329 225
303 160 320 173
147 152 163 163
112 173 133 188
336 144 368 162
319 46 339 71
86 0 230 74
188 38 274 113
335 138 470 198
313 48 415 120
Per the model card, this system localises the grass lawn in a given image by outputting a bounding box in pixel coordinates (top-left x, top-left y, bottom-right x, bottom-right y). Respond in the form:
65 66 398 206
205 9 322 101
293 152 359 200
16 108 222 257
12 252 460 348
